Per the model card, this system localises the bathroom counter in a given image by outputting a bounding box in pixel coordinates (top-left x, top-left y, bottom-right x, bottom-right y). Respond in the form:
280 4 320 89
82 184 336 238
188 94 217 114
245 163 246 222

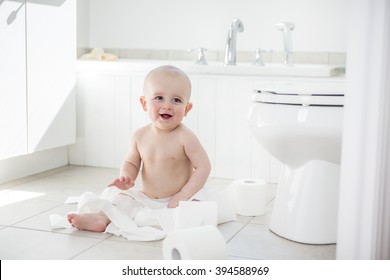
77 59 345 78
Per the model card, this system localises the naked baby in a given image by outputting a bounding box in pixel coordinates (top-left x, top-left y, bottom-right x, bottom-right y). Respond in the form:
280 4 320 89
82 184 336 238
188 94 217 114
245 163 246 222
67 65 211 234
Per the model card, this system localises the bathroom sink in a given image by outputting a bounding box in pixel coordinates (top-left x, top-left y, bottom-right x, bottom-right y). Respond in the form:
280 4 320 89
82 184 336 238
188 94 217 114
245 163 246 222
186 62 345 77
77 59 345 78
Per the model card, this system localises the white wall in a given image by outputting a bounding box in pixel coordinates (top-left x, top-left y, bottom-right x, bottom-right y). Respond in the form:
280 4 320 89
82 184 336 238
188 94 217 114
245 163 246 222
78 0 347 52
77 0 89 47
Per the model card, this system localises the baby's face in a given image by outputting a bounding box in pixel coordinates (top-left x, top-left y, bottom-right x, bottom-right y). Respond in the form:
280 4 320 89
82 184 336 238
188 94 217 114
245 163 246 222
142 71 192 132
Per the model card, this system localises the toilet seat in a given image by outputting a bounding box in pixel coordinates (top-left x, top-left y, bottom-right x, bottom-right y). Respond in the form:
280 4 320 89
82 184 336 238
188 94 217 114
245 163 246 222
253 90 344 106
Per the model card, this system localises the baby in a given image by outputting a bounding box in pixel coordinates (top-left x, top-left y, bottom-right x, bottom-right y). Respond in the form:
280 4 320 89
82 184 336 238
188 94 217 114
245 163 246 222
68 65 211 232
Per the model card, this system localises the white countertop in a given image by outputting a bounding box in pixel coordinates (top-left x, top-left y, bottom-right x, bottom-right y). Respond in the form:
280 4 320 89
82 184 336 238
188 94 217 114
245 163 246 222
77 59 345 78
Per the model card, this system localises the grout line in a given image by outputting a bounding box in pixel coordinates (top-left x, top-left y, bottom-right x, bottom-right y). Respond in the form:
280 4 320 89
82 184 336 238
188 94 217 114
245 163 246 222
225 217 255 243
4 224 110 241
228 254 260 260
3 204 65 229
69 242 100 260
69 236 114 260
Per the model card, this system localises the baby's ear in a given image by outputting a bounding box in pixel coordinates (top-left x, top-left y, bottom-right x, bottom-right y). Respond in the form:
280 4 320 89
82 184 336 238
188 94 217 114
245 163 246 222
139 96 148 111
184 102 193 116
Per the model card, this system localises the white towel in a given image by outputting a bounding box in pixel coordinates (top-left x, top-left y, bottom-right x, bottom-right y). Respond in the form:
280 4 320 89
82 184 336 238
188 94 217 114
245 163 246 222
80 48 118 61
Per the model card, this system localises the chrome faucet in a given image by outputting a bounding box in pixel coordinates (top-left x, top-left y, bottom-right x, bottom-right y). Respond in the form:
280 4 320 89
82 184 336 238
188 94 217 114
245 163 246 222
275 22 295 66
224 19 244 65
188 47 208 65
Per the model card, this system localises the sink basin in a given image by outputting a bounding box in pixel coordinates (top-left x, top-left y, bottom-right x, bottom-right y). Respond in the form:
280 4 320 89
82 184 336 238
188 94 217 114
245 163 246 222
184 62 345 77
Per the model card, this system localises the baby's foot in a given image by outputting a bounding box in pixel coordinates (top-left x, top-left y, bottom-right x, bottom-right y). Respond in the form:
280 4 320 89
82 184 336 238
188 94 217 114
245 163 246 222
67 212 109 232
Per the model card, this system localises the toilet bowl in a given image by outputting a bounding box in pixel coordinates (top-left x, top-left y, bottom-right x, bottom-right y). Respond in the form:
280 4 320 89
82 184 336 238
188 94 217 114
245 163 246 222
248 81 345 244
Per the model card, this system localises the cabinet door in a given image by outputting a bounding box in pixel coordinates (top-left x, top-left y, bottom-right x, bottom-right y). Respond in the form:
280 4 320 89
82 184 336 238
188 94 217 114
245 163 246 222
26 0 76 152
214 77 268 179
186 76 218 177
68 72 147 168
0 0 27 160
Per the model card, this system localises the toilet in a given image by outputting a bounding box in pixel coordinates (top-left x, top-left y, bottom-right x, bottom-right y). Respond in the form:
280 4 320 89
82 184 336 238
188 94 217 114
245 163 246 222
248 81 345 244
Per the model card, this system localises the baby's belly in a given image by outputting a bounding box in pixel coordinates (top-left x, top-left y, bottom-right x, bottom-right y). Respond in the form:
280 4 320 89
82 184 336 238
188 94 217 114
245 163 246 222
141 163 192 199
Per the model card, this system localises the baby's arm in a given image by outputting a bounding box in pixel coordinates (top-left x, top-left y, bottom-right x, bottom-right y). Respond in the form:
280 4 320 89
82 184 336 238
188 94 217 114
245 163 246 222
167 131 211 208
108 133 141 190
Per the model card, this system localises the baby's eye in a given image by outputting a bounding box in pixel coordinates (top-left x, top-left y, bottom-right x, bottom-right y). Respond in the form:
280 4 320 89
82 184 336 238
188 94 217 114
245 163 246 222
173 98 182 103
154 96 164 101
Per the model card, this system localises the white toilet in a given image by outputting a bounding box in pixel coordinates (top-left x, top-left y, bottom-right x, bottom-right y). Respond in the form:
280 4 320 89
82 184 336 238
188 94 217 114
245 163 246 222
248 81 345 244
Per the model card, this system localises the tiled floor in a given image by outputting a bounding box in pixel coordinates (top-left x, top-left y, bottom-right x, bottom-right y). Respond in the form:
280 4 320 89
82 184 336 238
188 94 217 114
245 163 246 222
0 165 336 260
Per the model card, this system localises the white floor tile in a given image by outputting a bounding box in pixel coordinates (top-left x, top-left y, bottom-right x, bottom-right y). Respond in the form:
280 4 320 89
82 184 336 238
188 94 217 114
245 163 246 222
0 165 337 260
13 203 112 240
227 223 336 260
248 204 274 225
0 198 62 226
10 167 119 202
107 234 163 247
218 221 247 242
0 227 104 260
0 175 37 190
204 178 233 189
73 239 163 260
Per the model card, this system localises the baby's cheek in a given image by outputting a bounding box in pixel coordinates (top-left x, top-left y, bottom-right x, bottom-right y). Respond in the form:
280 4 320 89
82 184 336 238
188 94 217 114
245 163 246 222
176 108 185 115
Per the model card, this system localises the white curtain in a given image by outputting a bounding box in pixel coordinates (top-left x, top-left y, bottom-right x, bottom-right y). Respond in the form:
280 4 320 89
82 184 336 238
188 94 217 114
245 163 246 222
337 0 390 259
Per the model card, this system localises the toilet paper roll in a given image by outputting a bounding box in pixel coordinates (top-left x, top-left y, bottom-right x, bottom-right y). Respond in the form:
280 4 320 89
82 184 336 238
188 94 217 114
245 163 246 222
162 225 228 260
204 186 237 224
232 179 267 216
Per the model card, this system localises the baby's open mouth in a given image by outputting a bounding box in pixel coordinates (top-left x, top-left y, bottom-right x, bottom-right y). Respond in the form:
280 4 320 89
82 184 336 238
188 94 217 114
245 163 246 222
160 113 172 120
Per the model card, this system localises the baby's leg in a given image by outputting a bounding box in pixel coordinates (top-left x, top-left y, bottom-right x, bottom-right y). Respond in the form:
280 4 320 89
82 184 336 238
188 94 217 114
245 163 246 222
67 212 110 232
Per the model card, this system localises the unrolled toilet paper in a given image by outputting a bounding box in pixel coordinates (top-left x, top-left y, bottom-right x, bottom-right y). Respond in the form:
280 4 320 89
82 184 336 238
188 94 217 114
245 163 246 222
162 225 228 260
156 201 218 234
232 179 267 216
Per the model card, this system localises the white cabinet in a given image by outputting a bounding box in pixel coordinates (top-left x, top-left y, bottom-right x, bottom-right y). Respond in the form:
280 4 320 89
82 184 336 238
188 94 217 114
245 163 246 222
0 0 28 159
69 72 148 168
26 0 76 152
185 76 275 180
0 0 76 160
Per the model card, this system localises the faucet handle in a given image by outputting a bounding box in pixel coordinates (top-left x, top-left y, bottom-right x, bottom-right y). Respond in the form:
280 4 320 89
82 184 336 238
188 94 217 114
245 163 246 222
188 47 208 65
252 48 272 66
275 22 295 31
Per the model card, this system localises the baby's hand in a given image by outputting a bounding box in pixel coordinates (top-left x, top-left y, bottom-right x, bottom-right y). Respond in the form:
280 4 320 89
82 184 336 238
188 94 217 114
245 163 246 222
108 176 134 190
167 192 190 208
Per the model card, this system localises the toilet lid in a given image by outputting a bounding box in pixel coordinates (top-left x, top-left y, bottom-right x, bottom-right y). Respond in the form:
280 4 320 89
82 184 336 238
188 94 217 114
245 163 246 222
253 90 344 106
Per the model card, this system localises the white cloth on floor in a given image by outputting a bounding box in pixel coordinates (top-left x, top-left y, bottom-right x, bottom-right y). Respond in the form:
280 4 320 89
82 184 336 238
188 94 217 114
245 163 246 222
50 187 223 241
